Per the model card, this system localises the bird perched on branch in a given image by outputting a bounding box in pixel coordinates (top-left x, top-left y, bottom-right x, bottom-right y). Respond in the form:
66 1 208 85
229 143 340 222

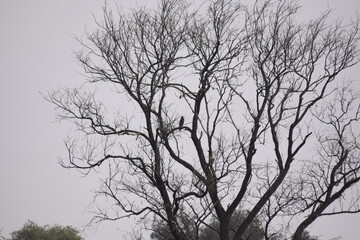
179 116 184 128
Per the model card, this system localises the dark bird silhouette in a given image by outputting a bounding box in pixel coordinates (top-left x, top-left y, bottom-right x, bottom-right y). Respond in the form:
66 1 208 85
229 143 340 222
179 116 184 128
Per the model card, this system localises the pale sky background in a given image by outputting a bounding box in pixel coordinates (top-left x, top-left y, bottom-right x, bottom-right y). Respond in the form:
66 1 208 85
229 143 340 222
0 0 360 240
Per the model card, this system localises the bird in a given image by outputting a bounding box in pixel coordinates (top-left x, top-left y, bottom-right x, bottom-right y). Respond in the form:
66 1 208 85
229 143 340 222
179 116 184 128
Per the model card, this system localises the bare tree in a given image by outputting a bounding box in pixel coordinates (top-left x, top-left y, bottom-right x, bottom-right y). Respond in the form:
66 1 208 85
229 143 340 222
45 0 360 239
292 83 360 239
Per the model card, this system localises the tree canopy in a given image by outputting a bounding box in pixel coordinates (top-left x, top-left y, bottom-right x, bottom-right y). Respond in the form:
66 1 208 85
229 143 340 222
150 209 319 240
46 0 360 239
151 210 263 240
7 221 83 240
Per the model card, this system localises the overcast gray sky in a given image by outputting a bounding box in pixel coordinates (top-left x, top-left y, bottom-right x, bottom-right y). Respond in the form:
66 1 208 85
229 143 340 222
1 0 360 240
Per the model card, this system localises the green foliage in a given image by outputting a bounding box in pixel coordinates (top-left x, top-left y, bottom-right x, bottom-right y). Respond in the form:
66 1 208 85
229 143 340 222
151 210 318 240
151 210 263 240
151 213 198 240
199 210 263 240
9 221 83 240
